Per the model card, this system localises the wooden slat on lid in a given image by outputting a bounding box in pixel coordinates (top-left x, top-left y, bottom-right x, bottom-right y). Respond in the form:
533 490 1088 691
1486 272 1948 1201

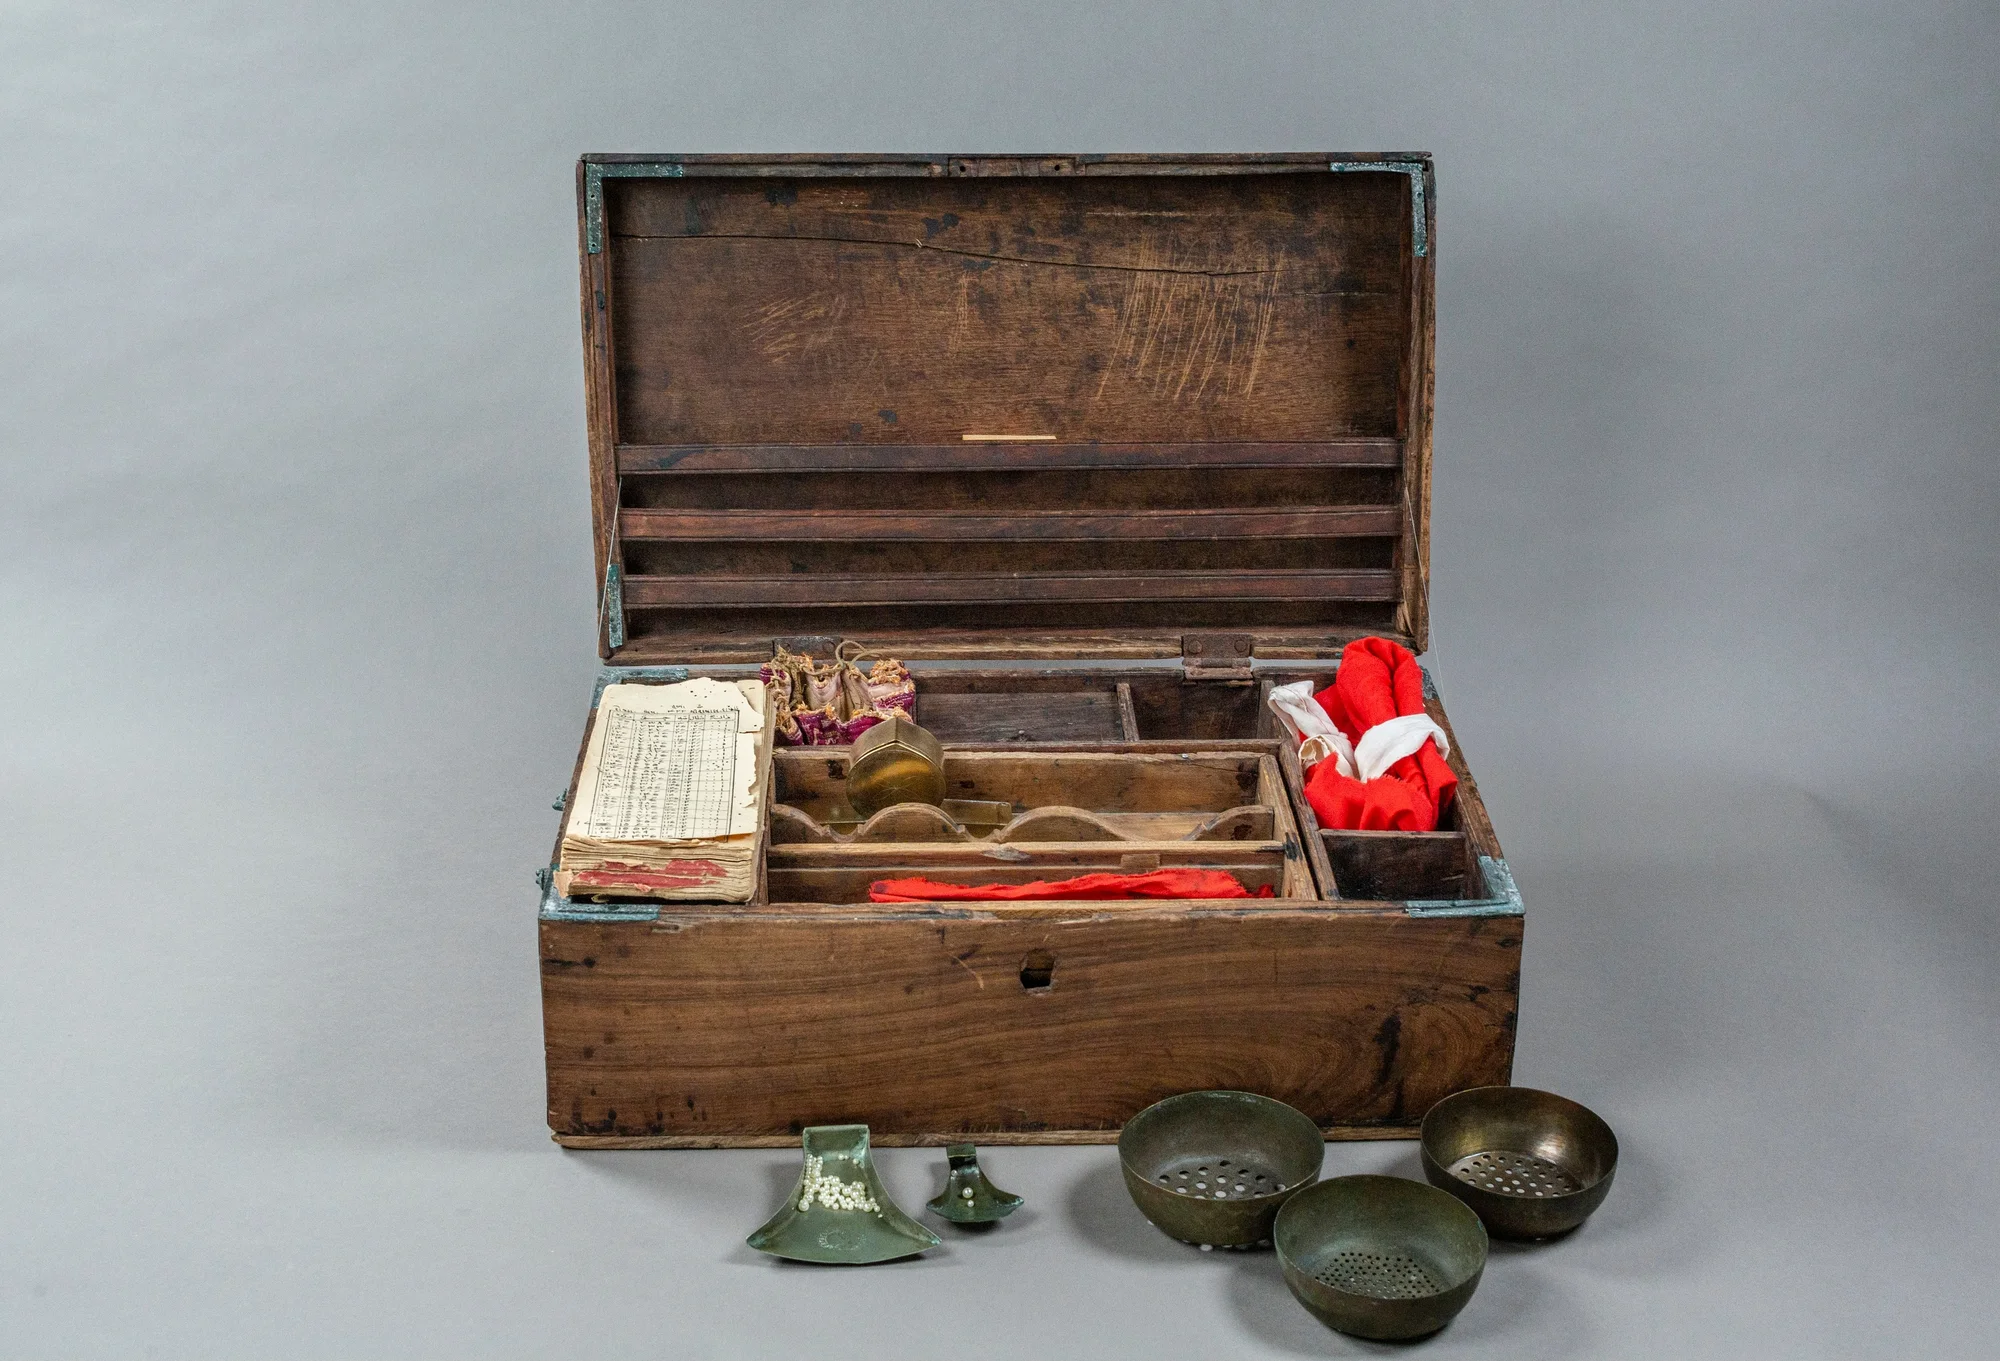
624 568 1400 608
615 440 1401 474
619 506 1402 543
578 154 1434 662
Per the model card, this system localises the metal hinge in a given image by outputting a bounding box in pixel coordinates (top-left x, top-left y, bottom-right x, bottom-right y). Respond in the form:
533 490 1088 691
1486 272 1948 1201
1181 633 1255 683
772 635 843 660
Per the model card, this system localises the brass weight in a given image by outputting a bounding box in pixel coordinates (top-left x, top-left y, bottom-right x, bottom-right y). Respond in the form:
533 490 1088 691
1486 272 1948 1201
845 714 946 817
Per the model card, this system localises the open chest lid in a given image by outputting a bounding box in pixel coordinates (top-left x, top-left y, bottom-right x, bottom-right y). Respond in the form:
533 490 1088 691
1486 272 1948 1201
578 153 1436 666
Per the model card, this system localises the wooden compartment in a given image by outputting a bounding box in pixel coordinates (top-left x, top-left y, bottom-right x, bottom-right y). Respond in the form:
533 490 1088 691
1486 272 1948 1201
540 154 1523 1148
766 747 1313 903
1251 668 1500 907
541 663 1520 1147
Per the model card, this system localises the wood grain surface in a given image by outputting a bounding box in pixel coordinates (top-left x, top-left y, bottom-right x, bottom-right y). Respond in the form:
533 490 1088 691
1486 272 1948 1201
542 903 1519 1143
577 157 1434 663
605 173 1408 446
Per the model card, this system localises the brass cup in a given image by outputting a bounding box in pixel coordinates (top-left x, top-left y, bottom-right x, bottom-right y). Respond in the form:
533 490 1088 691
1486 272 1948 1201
1419 1086 1619 1240
1117 1091 1325 1248
1274 1174 1488 1341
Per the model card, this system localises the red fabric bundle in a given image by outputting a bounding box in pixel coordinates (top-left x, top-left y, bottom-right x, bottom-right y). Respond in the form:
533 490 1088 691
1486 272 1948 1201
1303 637 1458 832
868 869 1271 903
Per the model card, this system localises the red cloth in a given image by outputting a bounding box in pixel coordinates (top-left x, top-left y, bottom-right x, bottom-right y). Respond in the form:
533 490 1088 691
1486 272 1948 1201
1302 637 1458 832
868 869 1272 903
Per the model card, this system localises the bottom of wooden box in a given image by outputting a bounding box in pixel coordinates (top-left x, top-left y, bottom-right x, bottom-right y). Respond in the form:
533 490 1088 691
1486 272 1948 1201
541 901 1519 1147
553 1125 1422 1149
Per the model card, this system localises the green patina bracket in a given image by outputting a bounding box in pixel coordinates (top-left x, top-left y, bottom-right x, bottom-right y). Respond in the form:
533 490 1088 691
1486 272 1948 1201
600 560 625 649
538 865 661 923
1329 160 1428 257
583 160 685 254
591 663 692 708
1403 855 1522 919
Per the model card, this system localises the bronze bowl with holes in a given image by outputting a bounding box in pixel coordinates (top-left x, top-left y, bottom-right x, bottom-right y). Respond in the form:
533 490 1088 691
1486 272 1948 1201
1274 1174 1488 1340
1117 1091 1324 1249
1419 1085 1619 1240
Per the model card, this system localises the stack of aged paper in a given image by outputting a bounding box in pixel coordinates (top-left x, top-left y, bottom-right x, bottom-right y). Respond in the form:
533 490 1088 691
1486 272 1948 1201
555 677 770 902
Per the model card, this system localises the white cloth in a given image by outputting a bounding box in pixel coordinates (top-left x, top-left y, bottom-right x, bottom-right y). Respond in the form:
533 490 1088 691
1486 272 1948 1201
1266 681 1451 781
1350 711 1451 781
1267 680 1354 771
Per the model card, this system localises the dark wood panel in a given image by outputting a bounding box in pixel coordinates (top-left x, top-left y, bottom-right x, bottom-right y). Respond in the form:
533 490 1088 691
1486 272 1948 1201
916 690 1125 742
621 466 1398 515
616 440 1402 474
1323 830 1475 901
606 173 1410 446
623 568 1400 608
619 505 1401 542
620 536 1392 579
608 624 1403 665
541 905 1519 1142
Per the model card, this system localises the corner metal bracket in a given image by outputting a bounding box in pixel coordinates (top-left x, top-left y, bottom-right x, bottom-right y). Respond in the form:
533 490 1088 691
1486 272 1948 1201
583 160 686 254
538 865 662 924
601 561 626 650
1329 160 1428 257
772 635 843 660
591 665 691 709
1404 855 1523 919
1181 633 1255 683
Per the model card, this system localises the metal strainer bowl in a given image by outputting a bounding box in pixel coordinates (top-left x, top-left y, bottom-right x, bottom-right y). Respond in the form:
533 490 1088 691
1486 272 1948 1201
1117 1091 1324 1248
1274 1175 1488 1340
1420 1085 1619 1240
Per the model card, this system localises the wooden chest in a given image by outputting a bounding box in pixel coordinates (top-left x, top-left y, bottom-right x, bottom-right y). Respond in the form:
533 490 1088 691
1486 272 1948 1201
540 153 1521 1148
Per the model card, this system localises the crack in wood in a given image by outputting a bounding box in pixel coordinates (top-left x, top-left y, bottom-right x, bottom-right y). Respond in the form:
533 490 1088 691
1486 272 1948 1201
615 230 1275 278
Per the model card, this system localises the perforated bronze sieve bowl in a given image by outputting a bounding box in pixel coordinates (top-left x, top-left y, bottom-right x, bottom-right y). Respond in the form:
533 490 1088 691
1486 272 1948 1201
1118 1091 1325 1248
1419 1086 1619 1240
1274 1174 1488 1341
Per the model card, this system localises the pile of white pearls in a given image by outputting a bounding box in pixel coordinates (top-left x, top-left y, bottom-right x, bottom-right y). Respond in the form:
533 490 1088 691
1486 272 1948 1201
797 1155 880 1214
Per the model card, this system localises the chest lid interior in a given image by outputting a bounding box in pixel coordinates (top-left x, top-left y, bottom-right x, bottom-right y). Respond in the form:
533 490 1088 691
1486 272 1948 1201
578 153 1436 665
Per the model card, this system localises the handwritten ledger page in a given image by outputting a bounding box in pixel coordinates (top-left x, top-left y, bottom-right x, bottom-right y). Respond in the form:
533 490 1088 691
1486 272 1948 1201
556 678 767 902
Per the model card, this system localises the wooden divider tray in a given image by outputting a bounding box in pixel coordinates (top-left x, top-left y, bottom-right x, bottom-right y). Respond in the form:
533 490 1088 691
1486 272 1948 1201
767 748 1314 902
538 154 1523 1149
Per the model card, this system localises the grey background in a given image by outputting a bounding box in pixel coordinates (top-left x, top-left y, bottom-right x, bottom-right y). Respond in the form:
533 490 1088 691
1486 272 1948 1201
3 1 1995 1356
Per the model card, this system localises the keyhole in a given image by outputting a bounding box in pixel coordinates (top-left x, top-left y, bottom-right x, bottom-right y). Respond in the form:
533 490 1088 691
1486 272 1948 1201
1019 950 1055 991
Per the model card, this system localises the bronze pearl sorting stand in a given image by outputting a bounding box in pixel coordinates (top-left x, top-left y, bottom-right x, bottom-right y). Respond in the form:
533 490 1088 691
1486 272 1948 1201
1118 1091 1325 1249
1419 1086 1619 1239
746 1124 940 1265
1274 1174 1488 1340
928 1144 1024 1225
